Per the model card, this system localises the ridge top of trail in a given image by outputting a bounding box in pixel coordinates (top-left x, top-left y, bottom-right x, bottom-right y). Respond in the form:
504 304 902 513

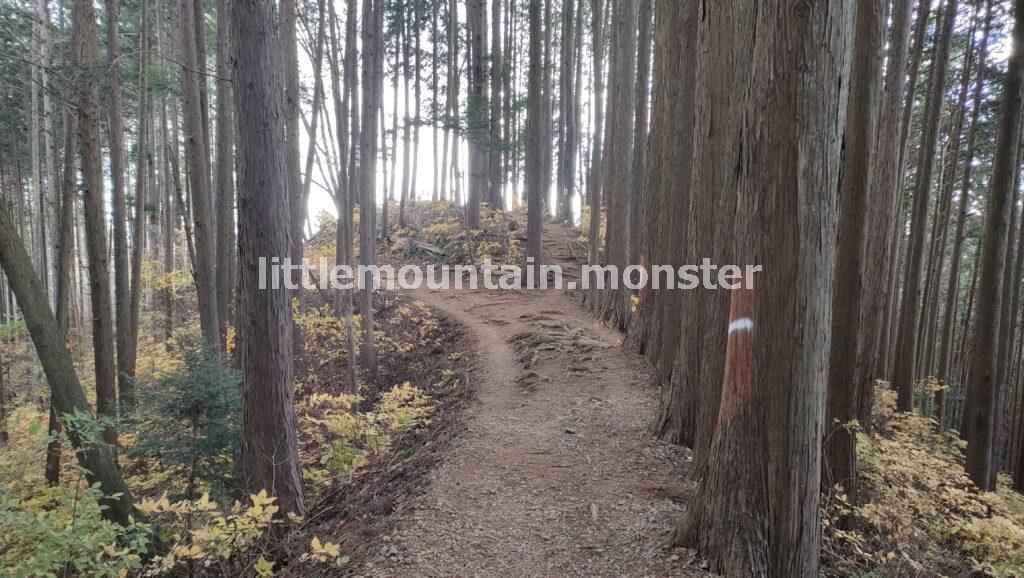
362 219 707 577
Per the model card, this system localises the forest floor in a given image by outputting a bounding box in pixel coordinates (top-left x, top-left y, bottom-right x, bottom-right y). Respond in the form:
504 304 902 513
356 220 709 577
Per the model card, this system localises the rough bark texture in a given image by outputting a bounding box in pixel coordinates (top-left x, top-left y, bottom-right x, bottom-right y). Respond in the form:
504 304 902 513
599 0 637 330
893 0 958 412
669 0 749 462
880 0 934 381
622 0 675 357
4 0 135 524
824 0 885 498
937 0 992 422
648 0 697 441
49 86 79 486
965 0 1024 492
233 0 307 519
856 0 918 426
995 164 1024 481
625 0 652 270
327 0 359 393
556 0 577 223
676 1 851 575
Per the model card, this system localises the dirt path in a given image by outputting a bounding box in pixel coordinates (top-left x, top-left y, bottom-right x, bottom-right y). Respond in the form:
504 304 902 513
361 226 706 577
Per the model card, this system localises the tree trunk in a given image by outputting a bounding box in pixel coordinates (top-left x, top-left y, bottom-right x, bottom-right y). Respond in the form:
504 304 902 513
233 0 307 519
105 0 134 412
466 0 487 227
301 1 326 238
855 0 919 426
181 0 221 348
442 0 459 201
938 0 993 424
400 3 413 228
39 0 58 305
78 0 117 447
665 0 747 460
48 80 80 487
646 0 697 441
489 0 504 209
328 0 359 393
412 0 423 210
879 0 935 381
892 0 958 412
823 0 885 499
124 0 150 410
599 0 637 330
556 0 577 223
586 0 606 270
526 0 544 278
676 1 852 574
0 196 136 526
965 0 1024 492
625 0 652 271
359 0 382 381
215 0 235 348
995 156 1024 482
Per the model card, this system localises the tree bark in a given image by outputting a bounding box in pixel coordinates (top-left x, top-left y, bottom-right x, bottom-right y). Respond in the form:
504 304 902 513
215 0 235 348
625 0 652 270
665 0 747 460
466 0 487 227
995 154 1024 482
489 0 504 209
359 0 382 381
526 0 544 279
879 0 935 381
646 0 697 441
676 1 852 574
0 197 136 526
823 0 885 499
599 0 637 331
328 0 359 393
855 0 920 426
105 0 134 411
49 75 80 487
124 0 150 410
556 0 577 223
78 0 117 447
965 0 1024 492
233 0 307 519
938 0 993 424
585 0 606 270
892 0 958 412
181 0 222 348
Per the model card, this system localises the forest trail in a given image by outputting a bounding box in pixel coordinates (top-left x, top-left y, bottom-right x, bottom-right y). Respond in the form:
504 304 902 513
362 223 706 577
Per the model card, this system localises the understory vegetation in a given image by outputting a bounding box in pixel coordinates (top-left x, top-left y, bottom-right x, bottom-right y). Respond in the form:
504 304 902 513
0 224 469 575
823 385 1024 577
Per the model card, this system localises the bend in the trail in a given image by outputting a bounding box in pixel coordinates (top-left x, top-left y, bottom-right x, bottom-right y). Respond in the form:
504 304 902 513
361 223 706 577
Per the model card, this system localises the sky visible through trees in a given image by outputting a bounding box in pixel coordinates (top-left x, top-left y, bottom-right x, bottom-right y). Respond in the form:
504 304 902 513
4 0 1024 575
